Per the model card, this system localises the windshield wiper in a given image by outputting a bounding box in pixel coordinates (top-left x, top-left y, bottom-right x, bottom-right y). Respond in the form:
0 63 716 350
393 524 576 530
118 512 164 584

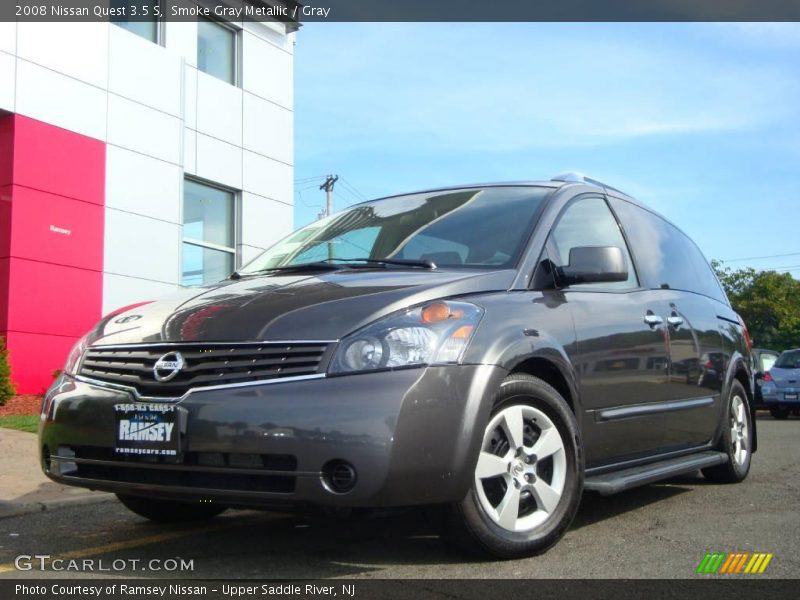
230 257 436 280
229 262 348 279
326 258 437 269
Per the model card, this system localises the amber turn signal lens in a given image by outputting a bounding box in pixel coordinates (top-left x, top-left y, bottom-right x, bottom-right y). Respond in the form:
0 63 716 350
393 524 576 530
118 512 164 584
450 325 474 339
421 302 451 323
421 302 465 323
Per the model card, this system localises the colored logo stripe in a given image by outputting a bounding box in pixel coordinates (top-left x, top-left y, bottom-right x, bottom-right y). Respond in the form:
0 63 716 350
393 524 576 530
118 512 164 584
697 553 773 574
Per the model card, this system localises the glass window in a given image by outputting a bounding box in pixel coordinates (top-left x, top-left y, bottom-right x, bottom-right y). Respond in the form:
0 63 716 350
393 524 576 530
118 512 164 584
182 180 236 286
759 352 779 372
197 18 236 84
111 1 159 43
238 187 549 273
775 351 800 369
609 198 727 303
548 196 637 290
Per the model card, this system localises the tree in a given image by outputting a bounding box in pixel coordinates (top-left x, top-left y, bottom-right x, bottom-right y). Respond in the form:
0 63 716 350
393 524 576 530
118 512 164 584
0 336 15 405
712 260 800 351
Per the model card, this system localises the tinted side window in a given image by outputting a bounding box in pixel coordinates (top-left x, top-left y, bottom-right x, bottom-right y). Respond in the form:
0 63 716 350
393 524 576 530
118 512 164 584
609 198 727 303
548 196 637 290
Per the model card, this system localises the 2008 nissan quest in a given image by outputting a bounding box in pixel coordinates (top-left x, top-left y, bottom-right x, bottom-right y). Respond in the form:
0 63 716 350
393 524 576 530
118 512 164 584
40 173 755 558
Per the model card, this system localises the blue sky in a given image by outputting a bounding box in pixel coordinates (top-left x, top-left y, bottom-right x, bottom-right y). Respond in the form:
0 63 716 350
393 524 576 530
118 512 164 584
292 23 800 275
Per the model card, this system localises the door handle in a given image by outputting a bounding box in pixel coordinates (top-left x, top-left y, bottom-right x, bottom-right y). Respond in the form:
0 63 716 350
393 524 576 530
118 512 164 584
668 313 684 329
644 311 663 328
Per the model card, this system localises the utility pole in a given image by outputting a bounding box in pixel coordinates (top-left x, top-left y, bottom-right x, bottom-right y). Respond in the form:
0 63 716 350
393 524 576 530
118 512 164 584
319 174 339 218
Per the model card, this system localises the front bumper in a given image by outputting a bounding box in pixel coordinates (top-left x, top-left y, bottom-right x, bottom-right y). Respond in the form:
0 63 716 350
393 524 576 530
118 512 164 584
39 365 505 508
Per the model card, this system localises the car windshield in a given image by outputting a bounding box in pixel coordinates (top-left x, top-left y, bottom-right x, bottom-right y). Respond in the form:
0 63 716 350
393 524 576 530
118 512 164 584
239 186 550 274
774 350 800 369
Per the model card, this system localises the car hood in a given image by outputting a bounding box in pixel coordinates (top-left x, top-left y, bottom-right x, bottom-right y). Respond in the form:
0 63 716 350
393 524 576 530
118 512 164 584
88 268 516 345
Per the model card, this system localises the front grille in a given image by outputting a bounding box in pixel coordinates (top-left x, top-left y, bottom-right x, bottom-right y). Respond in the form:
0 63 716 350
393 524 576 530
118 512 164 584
79 342 331 397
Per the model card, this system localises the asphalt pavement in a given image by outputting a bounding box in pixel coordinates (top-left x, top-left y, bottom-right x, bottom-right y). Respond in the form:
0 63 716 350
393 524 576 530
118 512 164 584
0 416 798 579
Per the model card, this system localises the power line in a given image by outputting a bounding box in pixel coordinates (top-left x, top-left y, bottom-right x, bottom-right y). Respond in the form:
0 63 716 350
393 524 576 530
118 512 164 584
719 252 800 263
294 175 327 183
339 177 368 202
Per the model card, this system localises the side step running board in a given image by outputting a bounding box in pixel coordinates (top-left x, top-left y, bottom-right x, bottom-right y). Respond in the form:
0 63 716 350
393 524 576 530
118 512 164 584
584 451 728 496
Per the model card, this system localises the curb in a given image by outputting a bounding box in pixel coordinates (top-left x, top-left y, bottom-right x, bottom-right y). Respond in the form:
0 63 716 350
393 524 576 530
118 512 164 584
0 493 115 520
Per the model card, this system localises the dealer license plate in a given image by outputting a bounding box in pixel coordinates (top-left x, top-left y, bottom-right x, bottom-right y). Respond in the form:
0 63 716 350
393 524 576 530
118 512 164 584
114 403 180 457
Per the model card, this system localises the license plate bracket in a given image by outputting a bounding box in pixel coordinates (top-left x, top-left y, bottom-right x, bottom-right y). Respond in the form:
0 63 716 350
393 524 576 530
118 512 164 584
114 403 181 458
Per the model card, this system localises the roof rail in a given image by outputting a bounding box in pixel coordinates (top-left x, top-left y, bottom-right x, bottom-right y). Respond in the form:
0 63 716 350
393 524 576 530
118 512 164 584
550 171 627 196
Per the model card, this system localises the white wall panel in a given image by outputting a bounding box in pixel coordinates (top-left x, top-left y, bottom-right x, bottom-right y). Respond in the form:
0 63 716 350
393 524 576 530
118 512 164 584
183 128 197 175
242 150 292 204
196 71 243 146
242 20 292 53
108 25 182 117
195 133 243 190
106 145 182 224
17 22 108 88
105 209 181 284
0 22 15 54
103 273 180 314
16 59 107 140
243 92 293 165
241 192 293 249
165 22 198 67
107 94 182 164
0 52 14 112
242 32 292 109
183 65 198 129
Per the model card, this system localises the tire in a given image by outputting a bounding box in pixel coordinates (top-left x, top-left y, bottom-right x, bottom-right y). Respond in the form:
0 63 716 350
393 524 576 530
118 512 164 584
443 373 583 559
770 407 790 420
702 380 752 484
117 494 226 523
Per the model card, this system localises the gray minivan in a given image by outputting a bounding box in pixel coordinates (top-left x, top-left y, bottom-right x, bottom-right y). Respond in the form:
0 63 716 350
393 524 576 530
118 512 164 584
40 173 755 558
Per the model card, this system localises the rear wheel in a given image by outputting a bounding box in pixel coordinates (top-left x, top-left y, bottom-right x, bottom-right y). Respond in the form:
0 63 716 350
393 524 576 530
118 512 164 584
702 381 752 483
117 494 226 523
770 407 790 420
443 374 583 559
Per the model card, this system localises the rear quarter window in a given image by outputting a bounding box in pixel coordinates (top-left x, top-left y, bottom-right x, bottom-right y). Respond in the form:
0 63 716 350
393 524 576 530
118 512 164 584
609 198 727 304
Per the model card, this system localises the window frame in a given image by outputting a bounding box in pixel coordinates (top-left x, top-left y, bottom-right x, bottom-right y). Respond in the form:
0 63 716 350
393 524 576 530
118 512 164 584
196 16 241 87
181 177 240 287
532 193 641 293
110 0 165 46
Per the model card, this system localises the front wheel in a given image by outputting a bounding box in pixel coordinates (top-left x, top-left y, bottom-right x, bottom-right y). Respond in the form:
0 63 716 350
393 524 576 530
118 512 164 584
702 380 752 483
117 494 226 523
443 374 583 559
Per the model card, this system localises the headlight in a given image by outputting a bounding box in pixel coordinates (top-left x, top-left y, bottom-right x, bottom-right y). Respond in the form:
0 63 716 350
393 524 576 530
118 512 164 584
64 334 90 375
329 300 483 374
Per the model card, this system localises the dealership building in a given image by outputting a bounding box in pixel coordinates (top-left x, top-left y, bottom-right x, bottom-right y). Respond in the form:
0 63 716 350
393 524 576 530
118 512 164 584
0 13 298 393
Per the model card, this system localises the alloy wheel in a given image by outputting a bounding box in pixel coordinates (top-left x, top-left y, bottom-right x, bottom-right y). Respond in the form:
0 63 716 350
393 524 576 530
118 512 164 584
474 404 567 532
730 395 749 467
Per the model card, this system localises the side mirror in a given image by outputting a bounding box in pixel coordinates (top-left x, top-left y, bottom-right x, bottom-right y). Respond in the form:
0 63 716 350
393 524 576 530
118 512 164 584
557 246 628 286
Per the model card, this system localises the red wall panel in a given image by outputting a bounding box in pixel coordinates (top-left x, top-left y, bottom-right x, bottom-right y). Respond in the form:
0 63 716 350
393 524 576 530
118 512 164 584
0 257 8 332
8 186 103 271
1 115 105 393
5 331 78 395
11 115 105 205
0 115 13 187
0 184 10 259
6 258 102 338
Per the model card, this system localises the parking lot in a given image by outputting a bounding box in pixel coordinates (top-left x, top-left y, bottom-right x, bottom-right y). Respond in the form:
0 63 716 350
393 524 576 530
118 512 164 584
1 416 798 580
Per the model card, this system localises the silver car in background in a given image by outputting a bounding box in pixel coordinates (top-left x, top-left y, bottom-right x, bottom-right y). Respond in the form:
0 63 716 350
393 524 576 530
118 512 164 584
759 349 800 419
